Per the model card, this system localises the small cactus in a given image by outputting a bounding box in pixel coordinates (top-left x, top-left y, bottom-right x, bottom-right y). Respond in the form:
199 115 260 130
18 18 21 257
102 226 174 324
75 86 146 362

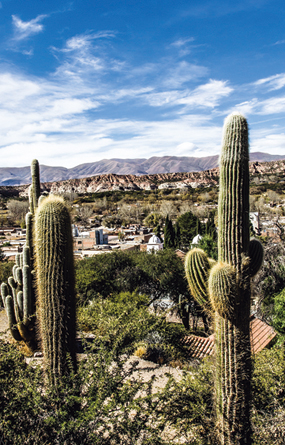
0 160 41 350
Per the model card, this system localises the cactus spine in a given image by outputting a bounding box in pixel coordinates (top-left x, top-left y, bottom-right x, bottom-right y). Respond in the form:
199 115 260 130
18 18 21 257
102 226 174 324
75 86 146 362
0 159 41 350
35 195 77 386
185 113 263 445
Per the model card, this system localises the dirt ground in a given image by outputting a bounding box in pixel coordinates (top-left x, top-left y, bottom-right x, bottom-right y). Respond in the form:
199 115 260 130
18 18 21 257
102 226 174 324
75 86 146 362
0 308 10 341
0 307 187 389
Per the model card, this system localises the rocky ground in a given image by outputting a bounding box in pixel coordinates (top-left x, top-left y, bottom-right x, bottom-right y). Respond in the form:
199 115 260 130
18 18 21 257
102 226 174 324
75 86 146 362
0 308 186 391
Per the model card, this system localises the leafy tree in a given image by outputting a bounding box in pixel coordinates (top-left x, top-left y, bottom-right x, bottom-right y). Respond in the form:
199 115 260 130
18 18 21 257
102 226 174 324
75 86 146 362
176 211 203 251
6 199 29 225
273 289 285 339
75 250 194 328
197 234 218 261
252 242 285 322
174 221 181 249
143 212 163 228
154 223 162 239
163 215 175 249
205 210 217 239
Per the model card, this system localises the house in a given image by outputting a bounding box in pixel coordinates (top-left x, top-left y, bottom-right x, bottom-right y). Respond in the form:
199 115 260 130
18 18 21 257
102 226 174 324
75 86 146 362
73 226 108 251
146 234 163 253
182 316 277 359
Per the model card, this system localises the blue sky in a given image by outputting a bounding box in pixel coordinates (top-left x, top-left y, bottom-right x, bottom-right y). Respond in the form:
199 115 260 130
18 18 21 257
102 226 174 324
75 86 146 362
0 0 284 167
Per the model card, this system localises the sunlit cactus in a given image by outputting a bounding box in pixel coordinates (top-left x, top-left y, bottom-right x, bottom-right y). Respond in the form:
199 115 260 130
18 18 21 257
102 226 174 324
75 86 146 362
185 113 263 444
35 195 77 386
0 159 42 350
184 247 213 308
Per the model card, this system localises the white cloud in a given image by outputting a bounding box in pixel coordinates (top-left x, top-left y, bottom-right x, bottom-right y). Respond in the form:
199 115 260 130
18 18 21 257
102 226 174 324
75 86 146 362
0 28 284 169
250 132 285 156
254 73 285 91
12 14 47 40
52 32 119 80
178 80 233 109
229 95 285 116
171 37 195 47
258 96 285 114
273 40 285 45
162 61 208 88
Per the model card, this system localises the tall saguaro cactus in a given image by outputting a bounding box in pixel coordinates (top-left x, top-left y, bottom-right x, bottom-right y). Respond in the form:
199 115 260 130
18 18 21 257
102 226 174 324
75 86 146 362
35 195 77 386
0 159 41 350
185 113 263 445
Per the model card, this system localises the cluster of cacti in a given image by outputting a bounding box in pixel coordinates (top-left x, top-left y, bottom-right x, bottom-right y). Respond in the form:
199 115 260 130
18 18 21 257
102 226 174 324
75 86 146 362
34 195 77 385
185 113 263 445
1 159 41 350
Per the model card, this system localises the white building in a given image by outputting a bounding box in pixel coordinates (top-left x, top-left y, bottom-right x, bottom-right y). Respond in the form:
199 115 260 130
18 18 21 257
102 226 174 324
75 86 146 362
191 234 203 248
146 234 163 253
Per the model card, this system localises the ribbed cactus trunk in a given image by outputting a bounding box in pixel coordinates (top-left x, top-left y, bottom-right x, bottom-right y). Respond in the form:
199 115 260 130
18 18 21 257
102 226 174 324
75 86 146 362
35 195 77 386
213 113 251 444
185 113 263 444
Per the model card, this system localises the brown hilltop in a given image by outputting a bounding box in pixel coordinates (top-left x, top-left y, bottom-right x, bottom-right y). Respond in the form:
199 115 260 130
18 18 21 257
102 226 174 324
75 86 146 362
0 159 284 198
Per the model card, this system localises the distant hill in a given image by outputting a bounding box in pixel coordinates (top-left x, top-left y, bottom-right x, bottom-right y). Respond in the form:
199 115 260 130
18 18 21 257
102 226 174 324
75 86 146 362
0 152 284 186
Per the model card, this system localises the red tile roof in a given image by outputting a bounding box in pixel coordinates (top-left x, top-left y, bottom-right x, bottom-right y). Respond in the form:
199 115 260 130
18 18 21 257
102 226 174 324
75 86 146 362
250 315 277 354
183 316 277 359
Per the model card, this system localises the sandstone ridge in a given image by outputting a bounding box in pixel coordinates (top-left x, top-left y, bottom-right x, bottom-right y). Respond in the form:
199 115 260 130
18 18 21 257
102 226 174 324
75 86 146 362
0 159 284 198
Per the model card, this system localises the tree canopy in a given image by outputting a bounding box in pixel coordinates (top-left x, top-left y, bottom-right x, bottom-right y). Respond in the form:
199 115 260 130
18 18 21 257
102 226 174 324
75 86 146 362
76 249 192 307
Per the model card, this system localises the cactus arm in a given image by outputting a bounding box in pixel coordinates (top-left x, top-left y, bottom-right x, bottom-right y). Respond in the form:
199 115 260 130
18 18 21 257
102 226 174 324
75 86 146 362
17 291 23 319
23 265 32 326
247 238 263 277
1 283 8 308
23 246 30 268
6 296 22 341
184 248 212 308
31 159 41 210
16 267 23 288
209 262 237 318
15 253 21 267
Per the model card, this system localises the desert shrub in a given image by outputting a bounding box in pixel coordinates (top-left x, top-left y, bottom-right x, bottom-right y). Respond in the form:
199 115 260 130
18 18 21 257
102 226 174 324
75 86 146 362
1 336 284 444
76 250 192 307
252 346 285 444
77 291 187 363
0 339 171 445
252 242 285 322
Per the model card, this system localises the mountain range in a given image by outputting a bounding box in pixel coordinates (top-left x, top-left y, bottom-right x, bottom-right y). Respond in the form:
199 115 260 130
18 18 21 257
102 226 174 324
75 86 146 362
0 152 284 186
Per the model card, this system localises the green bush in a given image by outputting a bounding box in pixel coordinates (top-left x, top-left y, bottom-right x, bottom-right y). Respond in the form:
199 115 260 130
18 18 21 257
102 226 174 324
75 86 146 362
252 346 285 444
75 250 192 307
1 337 285 444
77 291 187 363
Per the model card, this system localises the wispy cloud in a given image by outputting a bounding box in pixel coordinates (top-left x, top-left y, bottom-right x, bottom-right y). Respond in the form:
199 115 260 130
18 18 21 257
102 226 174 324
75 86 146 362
52 31 118 80
162 61 208 88
182 0 270 18
273 40 285 45
171 37 195 47
12 14 47 41
254 73 285 91
59 31 116 52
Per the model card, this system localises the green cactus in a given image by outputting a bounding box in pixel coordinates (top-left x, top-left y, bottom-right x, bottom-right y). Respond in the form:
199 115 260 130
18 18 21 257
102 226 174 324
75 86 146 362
185 113 263 444
34 195 77 386
30 159 41 212
0 160 41 350
185 248 214 308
